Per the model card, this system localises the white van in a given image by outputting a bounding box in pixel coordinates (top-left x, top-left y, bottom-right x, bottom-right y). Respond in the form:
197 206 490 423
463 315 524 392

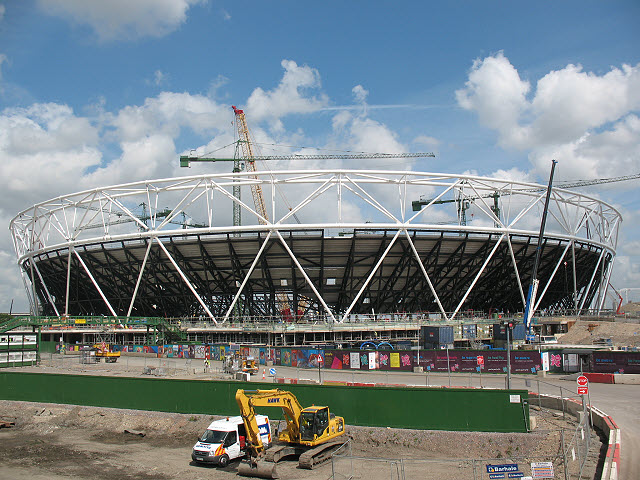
191 415 271 467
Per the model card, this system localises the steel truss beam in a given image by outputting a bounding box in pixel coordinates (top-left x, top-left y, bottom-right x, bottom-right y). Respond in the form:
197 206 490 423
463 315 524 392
11 170 620 319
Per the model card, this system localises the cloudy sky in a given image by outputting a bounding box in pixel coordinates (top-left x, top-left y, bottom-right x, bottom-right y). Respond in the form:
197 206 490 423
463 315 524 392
1 1 639 311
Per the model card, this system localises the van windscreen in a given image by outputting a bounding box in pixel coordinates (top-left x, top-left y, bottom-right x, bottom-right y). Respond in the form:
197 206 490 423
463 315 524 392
199 429 227 444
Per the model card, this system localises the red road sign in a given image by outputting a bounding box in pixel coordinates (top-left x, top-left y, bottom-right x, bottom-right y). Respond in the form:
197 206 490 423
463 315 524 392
477 355 484 366
577 375 589 387
578 386 589 395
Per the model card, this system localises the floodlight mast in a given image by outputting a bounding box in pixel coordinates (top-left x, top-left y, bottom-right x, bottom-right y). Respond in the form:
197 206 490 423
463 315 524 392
524 159 558 335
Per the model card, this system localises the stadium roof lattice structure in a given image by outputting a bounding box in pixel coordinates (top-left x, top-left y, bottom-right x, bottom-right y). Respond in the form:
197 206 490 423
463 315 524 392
10 170 621 324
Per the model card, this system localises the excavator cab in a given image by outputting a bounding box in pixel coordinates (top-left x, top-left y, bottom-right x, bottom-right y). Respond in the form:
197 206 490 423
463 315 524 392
299 406 330 442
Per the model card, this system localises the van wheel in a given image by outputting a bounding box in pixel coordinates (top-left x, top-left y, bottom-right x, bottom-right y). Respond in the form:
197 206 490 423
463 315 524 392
218 454 229 468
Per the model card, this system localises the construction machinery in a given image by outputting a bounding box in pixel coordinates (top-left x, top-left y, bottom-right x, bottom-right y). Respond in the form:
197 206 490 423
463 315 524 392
235 388 346 478
242 356 259 374
93 342 120 363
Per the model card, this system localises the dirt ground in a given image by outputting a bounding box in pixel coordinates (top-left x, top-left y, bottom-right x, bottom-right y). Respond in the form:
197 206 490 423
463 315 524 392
557 319 640 346
0 400 602 480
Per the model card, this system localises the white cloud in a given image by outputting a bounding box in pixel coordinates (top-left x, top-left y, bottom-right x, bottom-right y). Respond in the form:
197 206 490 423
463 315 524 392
0 103 102 206
37 0 205 41
0 5 5 22
147 70 168 87
110 91 226 142
246 60 329 128
413 135 440 148
352 85 369 104
456 53 640 180
456 52 531 149
0 53 8 82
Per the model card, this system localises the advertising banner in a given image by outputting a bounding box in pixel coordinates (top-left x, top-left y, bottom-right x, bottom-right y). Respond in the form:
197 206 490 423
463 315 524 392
593 351 640 374
350 352 360 369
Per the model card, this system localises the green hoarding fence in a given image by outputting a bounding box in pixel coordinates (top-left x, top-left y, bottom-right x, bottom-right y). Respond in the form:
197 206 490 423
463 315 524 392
0 372 529 433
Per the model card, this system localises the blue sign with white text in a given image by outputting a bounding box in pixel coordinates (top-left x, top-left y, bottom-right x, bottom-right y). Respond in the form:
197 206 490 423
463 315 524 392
486 464 518 473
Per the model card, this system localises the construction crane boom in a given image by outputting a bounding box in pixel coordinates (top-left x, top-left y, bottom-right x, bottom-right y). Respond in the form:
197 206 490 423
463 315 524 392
180 151 435 167
412 172 640 225
554 172 640 189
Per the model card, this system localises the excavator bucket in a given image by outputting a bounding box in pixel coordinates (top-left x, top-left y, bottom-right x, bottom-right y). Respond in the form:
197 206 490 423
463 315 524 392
237 459 279 479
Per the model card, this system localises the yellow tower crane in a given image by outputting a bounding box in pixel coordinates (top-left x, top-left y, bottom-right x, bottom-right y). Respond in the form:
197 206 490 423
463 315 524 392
179 105 435 318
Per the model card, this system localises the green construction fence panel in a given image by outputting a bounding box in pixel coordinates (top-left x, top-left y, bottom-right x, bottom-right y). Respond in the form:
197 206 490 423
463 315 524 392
0 372 529 432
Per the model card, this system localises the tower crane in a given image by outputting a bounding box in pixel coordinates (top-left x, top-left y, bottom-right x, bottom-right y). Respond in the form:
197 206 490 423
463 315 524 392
179 106 435 318
180 110 435 228
619 288 640 304
411 172 640 226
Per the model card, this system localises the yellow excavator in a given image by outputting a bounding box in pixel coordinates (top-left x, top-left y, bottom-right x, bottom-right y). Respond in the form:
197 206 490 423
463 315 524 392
235 388 346 478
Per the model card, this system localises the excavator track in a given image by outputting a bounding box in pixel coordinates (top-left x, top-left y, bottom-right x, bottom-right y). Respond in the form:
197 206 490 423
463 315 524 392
263 443 306 463
297 439 347 469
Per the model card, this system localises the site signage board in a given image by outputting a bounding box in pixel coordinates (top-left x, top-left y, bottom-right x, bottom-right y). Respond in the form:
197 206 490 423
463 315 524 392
531 461 554 478
486 464 518 474
417 350 541 374
592 351 640 374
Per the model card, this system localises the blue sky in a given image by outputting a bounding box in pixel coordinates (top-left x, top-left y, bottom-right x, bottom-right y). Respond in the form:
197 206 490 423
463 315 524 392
1 0 639 311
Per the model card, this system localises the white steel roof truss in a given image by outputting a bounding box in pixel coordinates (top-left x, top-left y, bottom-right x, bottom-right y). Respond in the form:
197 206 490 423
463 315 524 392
450 234 506 321
157 180 205 230
506 234 527 308
73 247 117 317
223 230 274 323
274 229 337 323
407 181 459 224
33 261 60 317
578 248 606 311
277 175 335 225
126 239 153 318
342 176 398 223
533 241 572 311
156 237 216 322
403 229 448 320
340 229 402 323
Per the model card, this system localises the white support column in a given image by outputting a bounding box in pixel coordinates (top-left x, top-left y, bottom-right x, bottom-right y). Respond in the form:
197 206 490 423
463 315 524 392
73 249 117 317
156 237 217 323
404 229 448 320
451 234 505 320
275 229 338 323
127 239 153 317
223 231 273 323
572 241 578 311
534 242 572 311
506 234 526 307
597 253 615 313
65 246 73 315
33 262 60 317
578 248 606 311
341 229 401 322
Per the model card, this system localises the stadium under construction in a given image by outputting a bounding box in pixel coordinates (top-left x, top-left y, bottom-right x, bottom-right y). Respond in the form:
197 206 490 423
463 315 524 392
8 165 621 347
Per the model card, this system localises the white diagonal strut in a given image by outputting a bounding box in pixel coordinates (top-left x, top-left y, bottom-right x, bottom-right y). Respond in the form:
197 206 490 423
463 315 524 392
223 231 274 322
73 248 117 317
156 237 217 323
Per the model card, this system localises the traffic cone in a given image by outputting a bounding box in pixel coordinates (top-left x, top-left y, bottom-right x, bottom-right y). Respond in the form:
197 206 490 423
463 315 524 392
262 369 266 380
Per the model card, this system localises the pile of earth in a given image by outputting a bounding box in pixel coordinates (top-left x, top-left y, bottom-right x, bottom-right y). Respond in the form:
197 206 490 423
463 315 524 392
558 320 640 347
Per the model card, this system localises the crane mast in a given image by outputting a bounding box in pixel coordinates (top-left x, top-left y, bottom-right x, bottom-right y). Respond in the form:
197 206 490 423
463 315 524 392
233 105 268 225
